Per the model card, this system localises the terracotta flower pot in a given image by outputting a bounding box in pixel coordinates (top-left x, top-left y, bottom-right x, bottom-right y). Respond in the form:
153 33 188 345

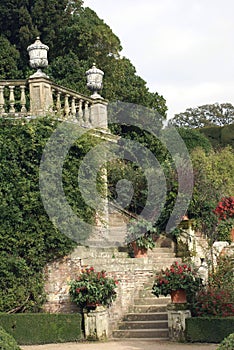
171 289 187 303
85 302 101 310
131 241 147 258
230 228 234 242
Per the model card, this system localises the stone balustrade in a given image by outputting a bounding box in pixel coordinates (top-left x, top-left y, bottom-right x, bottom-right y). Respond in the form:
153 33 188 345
0 80 28 117
0 77 108 129
51 82 94 127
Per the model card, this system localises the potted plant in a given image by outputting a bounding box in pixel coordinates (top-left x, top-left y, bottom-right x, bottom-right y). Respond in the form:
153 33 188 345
69 267 118 310
152 261 201 303
126 218 158 258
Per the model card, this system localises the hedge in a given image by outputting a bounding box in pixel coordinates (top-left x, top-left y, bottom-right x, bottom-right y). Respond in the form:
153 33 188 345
0 313 83 345
186 317 234 343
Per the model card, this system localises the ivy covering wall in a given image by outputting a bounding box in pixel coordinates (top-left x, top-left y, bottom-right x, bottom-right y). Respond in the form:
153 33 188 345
0 116 99 312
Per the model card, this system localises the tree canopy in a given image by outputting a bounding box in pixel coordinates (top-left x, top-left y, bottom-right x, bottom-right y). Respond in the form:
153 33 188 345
169 103 234 128
0 0 167 117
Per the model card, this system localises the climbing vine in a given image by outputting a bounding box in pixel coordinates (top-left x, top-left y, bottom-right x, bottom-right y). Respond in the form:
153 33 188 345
0 116 100 312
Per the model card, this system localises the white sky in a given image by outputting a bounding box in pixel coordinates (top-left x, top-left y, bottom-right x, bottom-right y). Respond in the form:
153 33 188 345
84 0 234 120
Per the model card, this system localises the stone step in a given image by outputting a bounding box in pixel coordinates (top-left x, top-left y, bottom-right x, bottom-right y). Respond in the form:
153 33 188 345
134 297 169 306
112 328 169 338
118 320 168 330
71 247 129 259
138 283 170 296
123 312 168 322
128 305 168 313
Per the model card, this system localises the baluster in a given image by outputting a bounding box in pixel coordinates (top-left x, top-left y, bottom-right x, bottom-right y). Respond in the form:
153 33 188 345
64 94 70 118
9 86 15 113
0 86 5 114
20 85 27 113
78 99 83 125
56 91 61 114
84 101 90 127
71 97 76 118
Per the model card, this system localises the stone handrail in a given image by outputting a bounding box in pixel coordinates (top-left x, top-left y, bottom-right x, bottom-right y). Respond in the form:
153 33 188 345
0 80 28 117
50 81 95 127
0 77 108 129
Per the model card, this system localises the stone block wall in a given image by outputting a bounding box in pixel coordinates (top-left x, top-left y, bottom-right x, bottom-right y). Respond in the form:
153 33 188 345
43 246 154 333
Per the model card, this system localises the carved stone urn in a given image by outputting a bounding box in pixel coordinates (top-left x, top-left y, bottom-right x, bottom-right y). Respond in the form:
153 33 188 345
27 37 49 78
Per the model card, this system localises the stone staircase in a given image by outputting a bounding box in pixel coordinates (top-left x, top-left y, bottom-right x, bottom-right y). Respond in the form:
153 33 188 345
71 243 181 340
111 246 181 340
112 277 170 340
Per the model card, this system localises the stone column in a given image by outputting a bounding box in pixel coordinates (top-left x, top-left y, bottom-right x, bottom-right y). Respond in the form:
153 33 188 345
28 76 53 116
83 306 109 340
167 303 191 342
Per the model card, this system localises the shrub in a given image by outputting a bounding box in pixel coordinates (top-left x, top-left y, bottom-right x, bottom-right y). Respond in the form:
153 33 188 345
0 313 82 345
193 254 234 317
217 333 234 350
194 288 234 317
186 317 234 343
0 326 21 350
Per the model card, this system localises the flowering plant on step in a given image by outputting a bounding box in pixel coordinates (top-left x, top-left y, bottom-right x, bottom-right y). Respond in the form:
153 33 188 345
152 261 201 297
69 267 118 309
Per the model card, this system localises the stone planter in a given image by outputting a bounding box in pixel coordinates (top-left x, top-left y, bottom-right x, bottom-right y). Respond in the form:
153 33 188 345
171 289 187 304
83 305 109 340
167 303 191 342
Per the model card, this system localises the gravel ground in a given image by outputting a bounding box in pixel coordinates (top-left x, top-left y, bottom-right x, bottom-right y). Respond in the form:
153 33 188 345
21 339 218 350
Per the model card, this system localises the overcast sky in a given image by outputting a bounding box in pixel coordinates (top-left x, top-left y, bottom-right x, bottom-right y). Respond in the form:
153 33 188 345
84 0 234 120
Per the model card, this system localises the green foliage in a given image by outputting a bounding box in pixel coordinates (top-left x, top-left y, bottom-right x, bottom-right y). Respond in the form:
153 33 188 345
69 267 118 309
0 1 167 115
126 218 158 250
220 123 234 148
186 317 234 343
170 103 234 128
177 128 212 153
0 117 101 312
217 333 234 350
0 326 21 350
0 313 82 345
0 36 21 79
193 255 234 317
189 147 234 243
199 124 234 149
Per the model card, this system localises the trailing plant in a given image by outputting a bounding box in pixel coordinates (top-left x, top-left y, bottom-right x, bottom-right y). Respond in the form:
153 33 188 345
126 218 158 250
69 267 118 309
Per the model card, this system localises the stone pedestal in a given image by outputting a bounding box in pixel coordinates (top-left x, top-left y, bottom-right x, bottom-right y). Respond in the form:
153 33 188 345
167 303 191 342
83 305 109 340
90 100 108 128
28 76 53 116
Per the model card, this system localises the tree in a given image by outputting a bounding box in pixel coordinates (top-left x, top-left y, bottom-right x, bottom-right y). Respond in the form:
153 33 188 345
0 1 167 115
169 103 234 128
0 36 21 79
188 147 234 244
172 128 212 153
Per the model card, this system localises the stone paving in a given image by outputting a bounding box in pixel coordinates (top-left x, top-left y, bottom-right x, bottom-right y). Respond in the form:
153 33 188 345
21 340 218 350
